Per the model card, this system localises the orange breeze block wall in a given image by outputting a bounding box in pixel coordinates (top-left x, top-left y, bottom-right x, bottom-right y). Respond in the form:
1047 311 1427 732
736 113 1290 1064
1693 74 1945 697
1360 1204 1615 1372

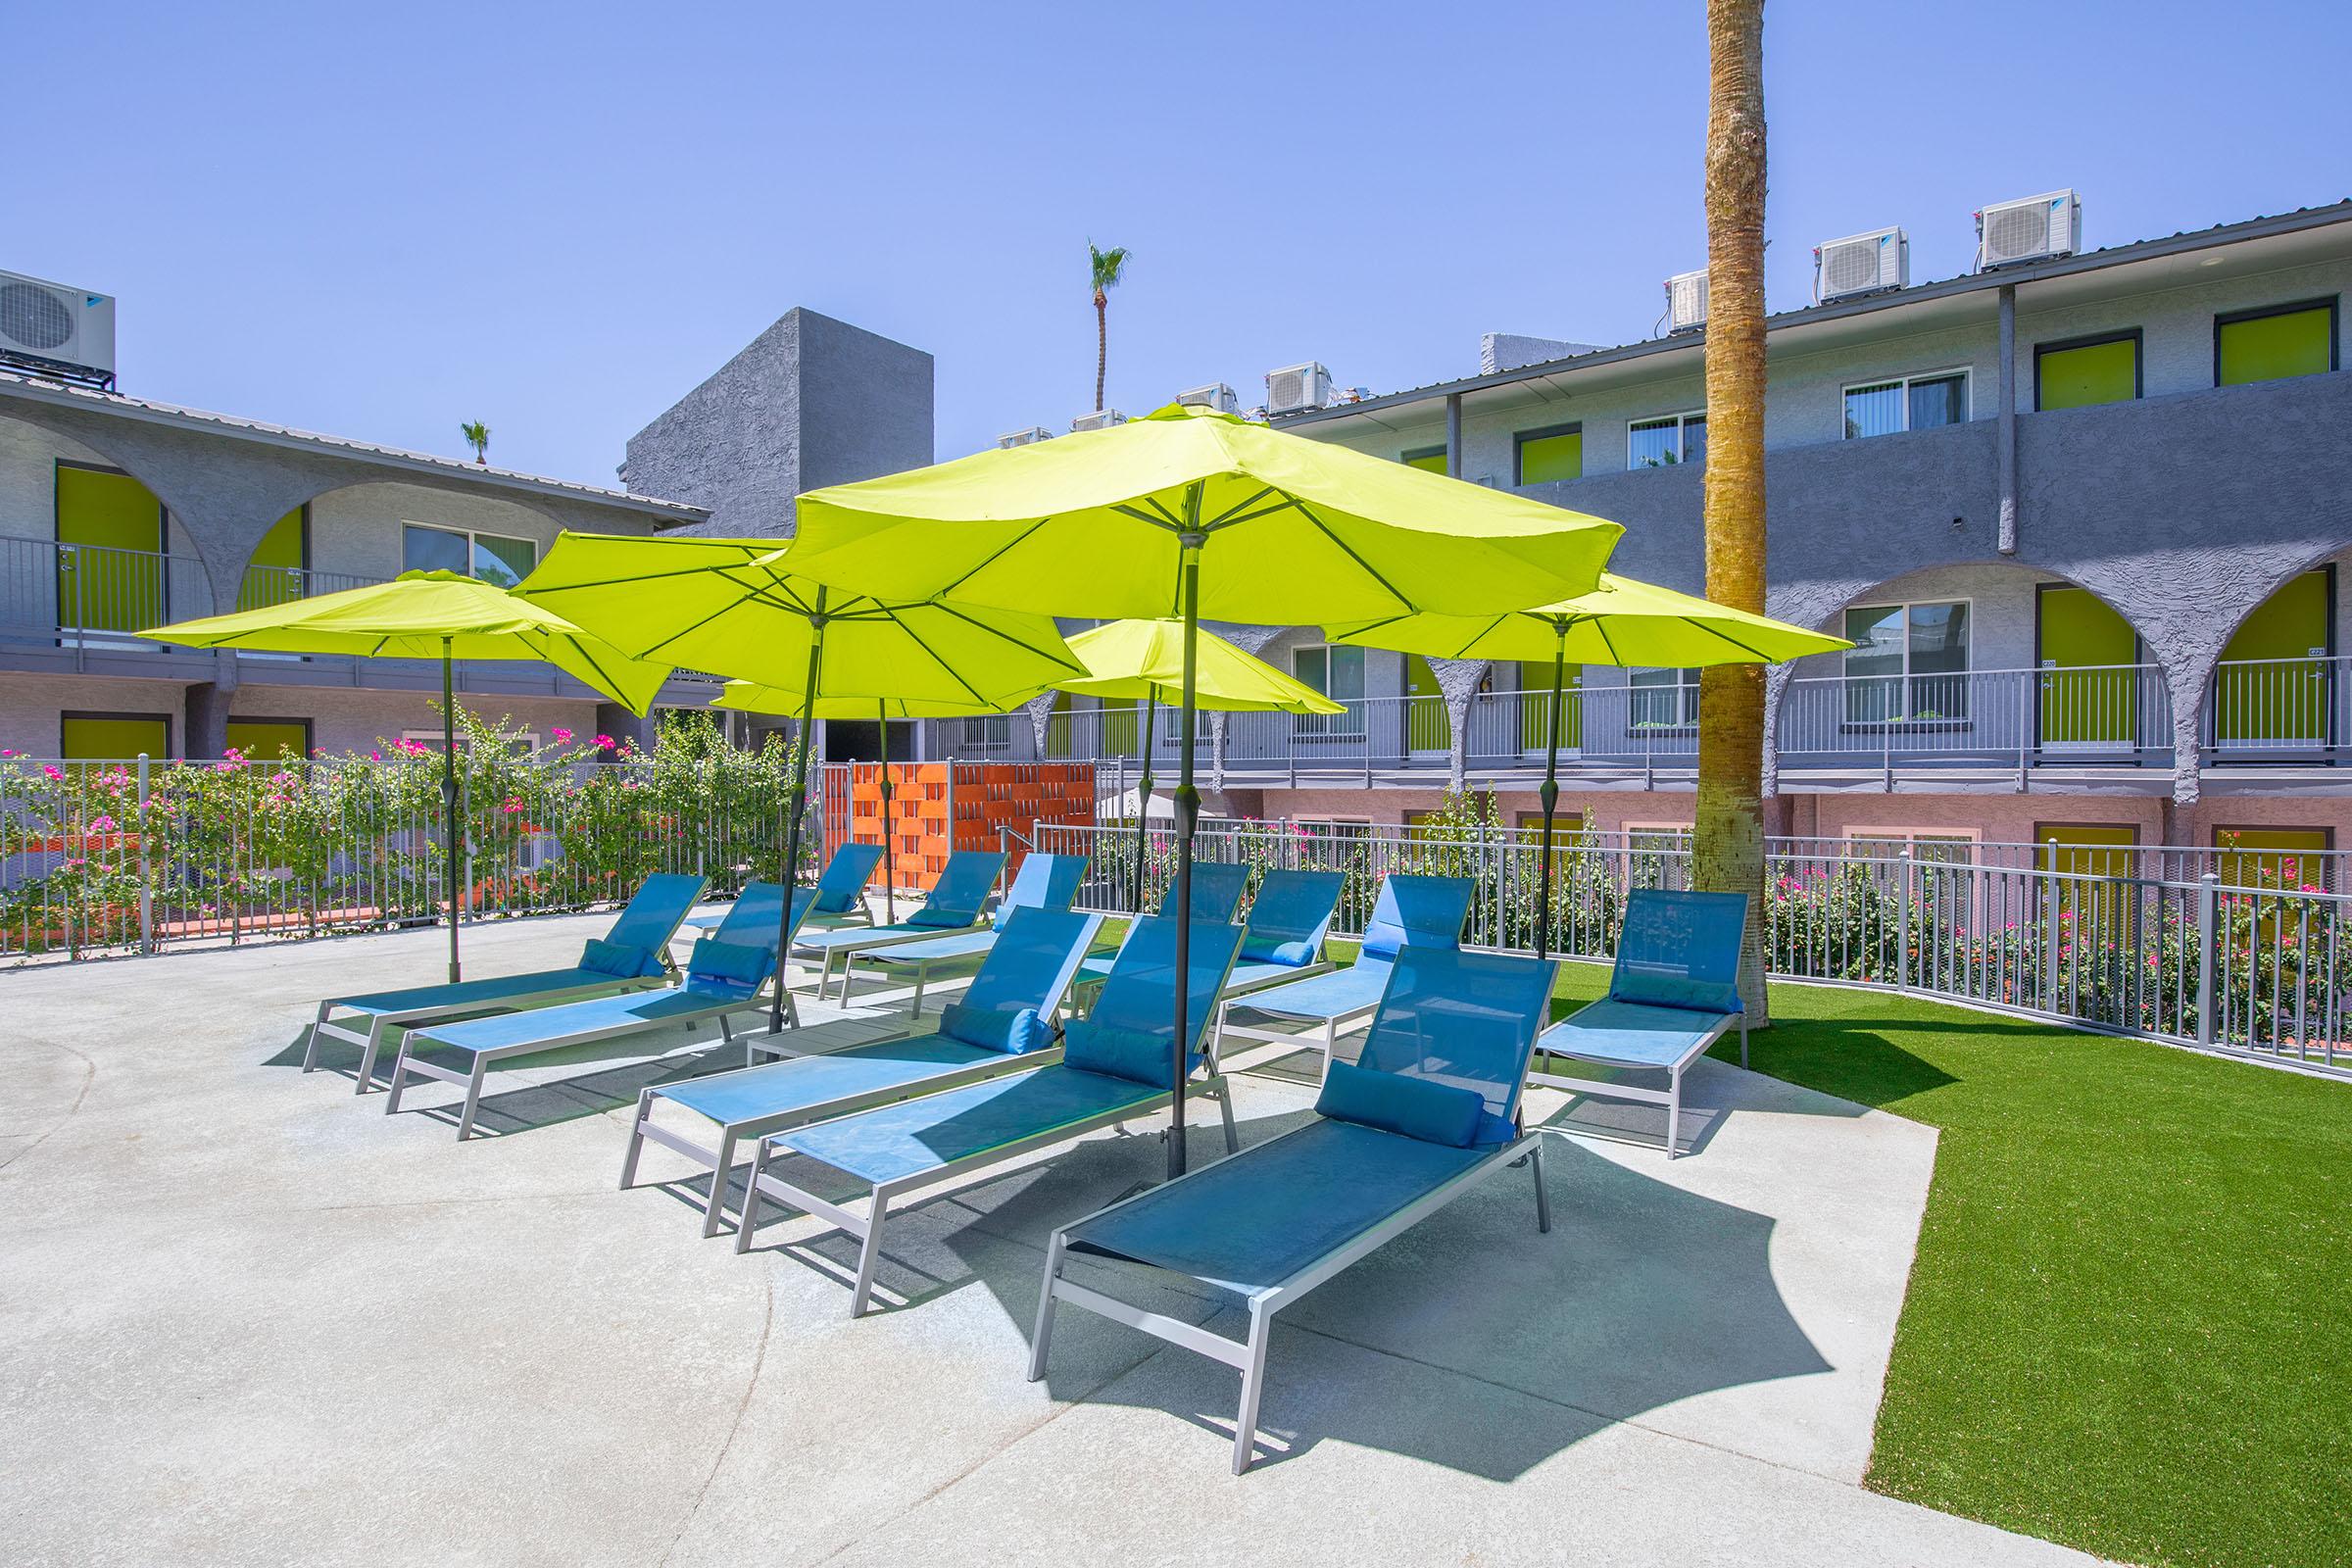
846 763 1095 891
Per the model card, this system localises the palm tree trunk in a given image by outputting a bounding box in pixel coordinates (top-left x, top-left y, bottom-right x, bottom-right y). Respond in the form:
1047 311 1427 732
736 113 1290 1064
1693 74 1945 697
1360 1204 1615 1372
1693 0 1771 1025
1095 291 1108 412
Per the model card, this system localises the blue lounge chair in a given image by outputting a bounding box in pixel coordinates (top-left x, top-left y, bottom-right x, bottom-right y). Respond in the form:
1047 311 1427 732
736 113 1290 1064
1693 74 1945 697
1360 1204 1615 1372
1072 865 1331 1003
681 843 881 942
1029 944 1559 1473
1530 889 1749 1158
621 906 1103 1237
302 872 707 1094
386 882 807 1141
793 850 1008 1000
844 853 1091 1015
732 915 1247 1317
1212 874 1474 1070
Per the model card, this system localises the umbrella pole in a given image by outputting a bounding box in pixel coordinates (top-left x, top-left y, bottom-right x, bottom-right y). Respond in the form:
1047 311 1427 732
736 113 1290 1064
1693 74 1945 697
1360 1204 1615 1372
1535 623 1566 964
1132 691 1157 914
441 639 461 984
770 595 827 1035
1167 532 1202 1182
877 698 896 927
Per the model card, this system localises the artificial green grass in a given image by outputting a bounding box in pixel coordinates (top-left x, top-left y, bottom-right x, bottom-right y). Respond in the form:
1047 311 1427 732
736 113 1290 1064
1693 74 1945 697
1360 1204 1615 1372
1536 963 2349 1568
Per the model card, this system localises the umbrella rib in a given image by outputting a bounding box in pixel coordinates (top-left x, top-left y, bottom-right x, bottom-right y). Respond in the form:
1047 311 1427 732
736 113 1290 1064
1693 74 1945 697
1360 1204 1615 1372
1285 494 1413 612
871 604 993 705
923 517 1056 600
1200 485 1278 529
1109 503 1187 532
564 636 642 711
920 601 1090 676
1202 496 1300 532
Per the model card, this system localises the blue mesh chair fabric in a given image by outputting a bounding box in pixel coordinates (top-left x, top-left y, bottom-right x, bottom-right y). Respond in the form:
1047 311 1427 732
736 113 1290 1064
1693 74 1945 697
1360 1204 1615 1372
811 843 885 913
939 908 1096 1032
1360 874 1475 959
1170 860 1251 924
795 851 1009 955
1088 917 1245 1073
1608 890 1747 1015
1355 946 1558 1145
1003 853 1089 917
1236 869 1344 961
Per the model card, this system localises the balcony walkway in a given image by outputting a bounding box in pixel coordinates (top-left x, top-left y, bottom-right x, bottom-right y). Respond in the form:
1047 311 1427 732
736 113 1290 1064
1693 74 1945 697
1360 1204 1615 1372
0 912 2091 1565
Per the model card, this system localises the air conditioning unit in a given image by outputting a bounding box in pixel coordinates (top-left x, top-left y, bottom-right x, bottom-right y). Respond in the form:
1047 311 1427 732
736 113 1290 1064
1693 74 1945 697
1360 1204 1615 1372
1264 362 1333 415
1664 269 1709 333
0 270 116 386
1976 190 2081 270
996 426 1053 449
1814 226 1909 302
1177 382 1238 414
1070 408 1128 433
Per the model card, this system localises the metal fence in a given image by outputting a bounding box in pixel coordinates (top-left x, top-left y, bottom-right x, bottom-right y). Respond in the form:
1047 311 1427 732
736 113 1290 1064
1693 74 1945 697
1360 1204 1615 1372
1024 820 2349 1077
1 752 805 964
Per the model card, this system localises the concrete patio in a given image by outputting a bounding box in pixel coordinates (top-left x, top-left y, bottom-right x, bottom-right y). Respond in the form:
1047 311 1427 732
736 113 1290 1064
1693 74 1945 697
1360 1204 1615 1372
0 913 2095 1566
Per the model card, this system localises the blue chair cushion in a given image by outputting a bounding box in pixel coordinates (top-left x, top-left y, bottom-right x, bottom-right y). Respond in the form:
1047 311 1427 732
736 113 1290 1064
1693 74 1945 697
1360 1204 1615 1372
1609 966 1741 1015
906 904 977 929
687 937 772 990
1314 1058 1486 1148
1240 934 1317 966
1061 1016 1176 1088
579 937 660 978
937 1002 1054 1055
812 887 858 914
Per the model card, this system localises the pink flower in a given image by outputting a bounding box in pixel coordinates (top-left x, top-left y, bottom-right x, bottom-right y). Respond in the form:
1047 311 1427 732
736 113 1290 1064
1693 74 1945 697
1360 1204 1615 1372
368 751 382 761
594 734 616 752
552 727 573 744
87 814 117 834
500 797 524 813
223 747 245 762
270 771 293 786
214 760 240 772
43 764 63 780
0 748 18 757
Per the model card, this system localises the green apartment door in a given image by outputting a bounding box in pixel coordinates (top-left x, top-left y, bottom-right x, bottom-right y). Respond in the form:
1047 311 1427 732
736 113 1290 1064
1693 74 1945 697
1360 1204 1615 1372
1405 656 1450 754
2037 587 2139 747
56 466 166 635
1515 661 1581 753
2214 570 2330 746
236 510 308 612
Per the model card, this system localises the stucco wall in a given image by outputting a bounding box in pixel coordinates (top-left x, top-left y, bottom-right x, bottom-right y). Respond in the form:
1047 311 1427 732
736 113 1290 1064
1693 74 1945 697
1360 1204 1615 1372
307 480 582 584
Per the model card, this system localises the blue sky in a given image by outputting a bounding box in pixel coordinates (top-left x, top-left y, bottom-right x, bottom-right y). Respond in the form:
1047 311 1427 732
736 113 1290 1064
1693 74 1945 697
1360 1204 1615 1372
11 1 2349 488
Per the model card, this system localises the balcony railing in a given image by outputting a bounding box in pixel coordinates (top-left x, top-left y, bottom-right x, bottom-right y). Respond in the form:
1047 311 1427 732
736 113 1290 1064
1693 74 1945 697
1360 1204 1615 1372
1780 663 2174 770
2204 656 2350 761
235 563 388 612
0 536 214 659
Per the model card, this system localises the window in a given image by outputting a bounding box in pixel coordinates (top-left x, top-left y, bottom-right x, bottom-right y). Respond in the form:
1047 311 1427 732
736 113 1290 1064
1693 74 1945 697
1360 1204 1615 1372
2035 333 2139 411
1843 370 1969 438
1400 445 1448 475
1516 810 1585 852
1844 827 1978 865
1291 644 1366 737
403 522 538 588
403 728 541 756
2216 299 2337 386
2211 827 2332 892
1630 667 1698 727
1514 423 1583 485
1629 412 1705 468
61 712 171 762
951 714 1012 753
225 718 312 761
1842 601 1969 721
2033 822 2138 879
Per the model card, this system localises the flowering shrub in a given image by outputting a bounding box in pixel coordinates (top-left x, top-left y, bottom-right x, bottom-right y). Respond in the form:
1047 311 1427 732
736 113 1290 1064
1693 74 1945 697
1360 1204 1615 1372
0 709 805 962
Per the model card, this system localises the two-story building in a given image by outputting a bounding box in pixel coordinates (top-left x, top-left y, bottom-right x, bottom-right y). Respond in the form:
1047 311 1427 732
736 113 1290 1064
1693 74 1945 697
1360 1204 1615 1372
939 197 2352 879
0 307 932 761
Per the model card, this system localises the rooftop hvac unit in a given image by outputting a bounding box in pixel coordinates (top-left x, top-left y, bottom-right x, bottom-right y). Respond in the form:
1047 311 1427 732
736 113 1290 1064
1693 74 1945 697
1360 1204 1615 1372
1664 269 1709 333
997 426 1054 449
1177 381 1238 414
1264 362 1333 415
1070 408 1128 433
0 270 115 386
1976 190 2082 270
1814 226 1909 302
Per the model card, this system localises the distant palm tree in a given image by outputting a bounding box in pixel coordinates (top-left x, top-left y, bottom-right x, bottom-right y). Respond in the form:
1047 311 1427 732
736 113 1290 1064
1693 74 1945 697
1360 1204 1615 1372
1692 0 1771 1023
1088 242 1132 413
459 420 491 466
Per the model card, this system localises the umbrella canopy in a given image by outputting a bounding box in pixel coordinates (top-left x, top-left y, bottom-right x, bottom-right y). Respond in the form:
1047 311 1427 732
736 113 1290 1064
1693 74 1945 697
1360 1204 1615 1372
514 533 1082 706
709 682 1036 720
140 569 674 985
518 532 1086 1033
785 402 1623 1179
788 402 1619 621
1324 570 1851 667
1058 618 1343 713
141 568 672 713
1327 571 1850 961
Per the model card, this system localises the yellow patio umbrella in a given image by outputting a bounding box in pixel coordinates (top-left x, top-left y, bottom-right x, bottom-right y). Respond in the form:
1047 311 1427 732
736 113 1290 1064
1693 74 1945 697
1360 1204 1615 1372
1058 617 1342 912
1327 571 1851 958
140 569 673 982
517 532 1084 1033
787 402 1621 1175
710 679 1047 923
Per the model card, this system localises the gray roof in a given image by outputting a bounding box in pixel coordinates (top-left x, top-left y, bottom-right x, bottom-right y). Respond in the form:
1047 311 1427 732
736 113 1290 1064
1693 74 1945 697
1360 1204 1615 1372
1276 199 2352 427
0 368 709 523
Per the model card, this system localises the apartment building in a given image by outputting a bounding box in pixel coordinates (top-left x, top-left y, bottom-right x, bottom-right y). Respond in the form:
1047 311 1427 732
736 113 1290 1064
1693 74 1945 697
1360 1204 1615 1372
0 306 931 761
938 197 2352 877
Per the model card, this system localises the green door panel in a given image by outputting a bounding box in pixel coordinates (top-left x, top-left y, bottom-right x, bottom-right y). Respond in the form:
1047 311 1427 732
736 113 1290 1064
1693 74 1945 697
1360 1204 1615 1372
2037 586 2139 745
2037 337 2137 410
1518 429 1583 484
2216 570 2330 742
1405 655 1450 752
1514 660 1580 752
2211 827 2331 891
2218 307 2333 386
1402 448 1448 475
2034 823 2138 879
225 719 311 761
237 510 308 612
61 714 171 762
56 466 166 633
